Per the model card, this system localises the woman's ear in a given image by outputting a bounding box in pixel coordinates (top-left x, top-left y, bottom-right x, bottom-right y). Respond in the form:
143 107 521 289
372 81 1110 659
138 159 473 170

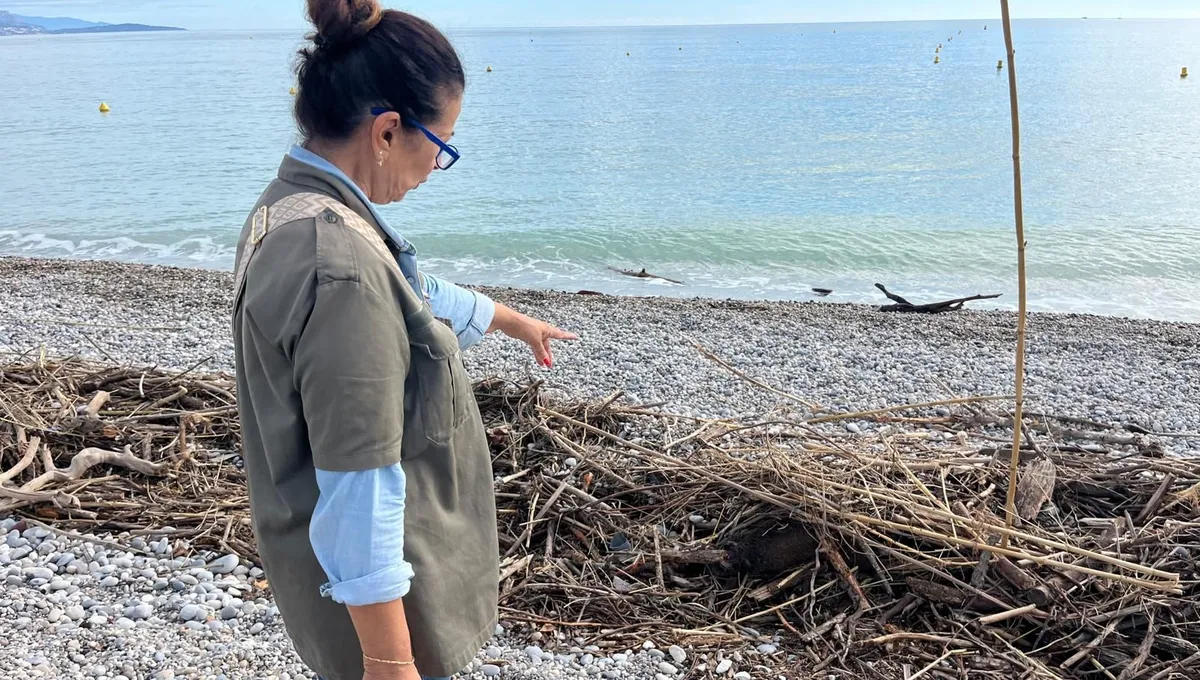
371 111 400 149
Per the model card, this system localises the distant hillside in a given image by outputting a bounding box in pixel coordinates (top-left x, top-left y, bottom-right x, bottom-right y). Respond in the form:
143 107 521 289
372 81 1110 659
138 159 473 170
11 13 107 30
51 23 185 35
0 10 37 34
0 11 183 36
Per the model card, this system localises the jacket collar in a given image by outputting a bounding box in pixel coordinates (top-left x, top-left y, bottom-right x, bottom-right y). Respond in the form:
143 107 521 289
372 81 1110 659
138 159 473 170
277 148 415 254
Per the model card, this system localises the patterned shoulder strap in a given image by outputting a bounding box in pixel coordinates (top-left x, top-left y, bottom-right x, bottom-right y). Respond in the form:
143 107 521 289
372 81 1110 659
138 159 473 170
232 192 403 311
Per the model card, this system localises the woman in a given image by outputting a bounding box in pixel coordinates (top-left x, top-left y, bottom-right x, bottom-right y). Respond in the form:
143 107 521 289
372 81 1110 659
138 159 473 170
231 2 575 679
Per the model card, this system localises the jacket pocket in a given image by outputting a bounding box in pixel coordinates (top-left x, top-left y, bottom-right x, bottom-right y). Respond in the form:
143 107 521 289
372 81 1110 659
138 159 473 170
406 314 468 446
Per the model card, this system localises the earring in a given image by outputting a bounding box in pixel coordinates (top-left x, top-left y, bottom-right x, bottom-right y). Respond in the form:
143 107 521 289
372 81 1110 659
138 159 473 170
377 151 386 167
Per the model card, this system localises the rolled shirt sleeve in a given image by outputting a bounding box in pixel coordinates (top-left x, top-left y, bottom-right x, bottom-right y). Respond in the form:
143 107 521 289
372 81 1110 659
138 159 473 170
421 272 495 350
311 465 415 606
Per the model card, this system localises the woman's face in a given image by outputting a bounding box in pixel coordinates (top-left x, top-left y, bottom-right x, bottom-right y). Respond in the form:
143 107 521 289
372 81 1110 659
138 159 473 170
370 93 462 204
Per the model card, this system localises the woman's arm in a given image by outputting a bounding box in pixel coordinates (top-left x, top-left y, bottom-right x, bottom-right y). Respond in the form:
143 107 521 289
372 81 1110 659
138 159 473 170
292 279 420 677
487 302 577 368
311 466 420 680
422 273 576 365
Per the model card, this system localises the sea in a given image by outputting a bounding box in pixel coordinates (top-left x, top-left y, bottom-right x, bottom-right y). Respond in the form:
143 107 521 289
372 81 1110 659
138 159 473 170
1 19 1198 321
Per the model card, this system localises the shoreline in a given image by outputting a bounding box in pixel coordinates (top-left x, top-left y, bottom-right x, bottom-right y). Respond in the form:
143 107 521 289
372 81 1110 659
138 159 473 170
2 255 1198 451
4 253 1197 324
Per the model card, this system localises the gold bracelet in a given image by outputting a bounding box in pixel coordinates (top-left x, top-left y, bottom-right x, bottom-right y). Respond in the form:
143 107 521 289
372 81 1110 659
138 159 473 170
363 653 416 667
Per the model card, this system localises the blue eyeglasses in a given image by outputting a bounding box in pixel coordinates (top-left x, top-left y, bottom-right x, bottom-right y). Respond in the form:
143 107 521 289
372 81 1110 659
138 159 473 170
370 107 460 170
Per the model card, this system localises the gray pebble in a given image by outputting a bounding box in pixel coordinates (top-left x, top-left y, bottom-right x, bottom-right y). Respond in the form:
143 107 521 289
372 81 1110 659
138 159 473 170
480 665 501 677
179 604 202 621
715 659 733 674
668 645 687 664
658 661 678 675
115 617 136 629
250 622 265 634
220 605 239 620
99 575 121 588
756 643 777 654
209 554 240 575
126 603 154 620
65 605 85 621
24 566 54 580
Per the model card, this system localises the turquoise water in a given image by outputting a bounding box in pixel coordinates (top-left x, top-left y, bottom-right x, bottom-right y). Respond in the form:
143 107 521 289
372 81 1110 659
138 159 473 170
1 20 1199 320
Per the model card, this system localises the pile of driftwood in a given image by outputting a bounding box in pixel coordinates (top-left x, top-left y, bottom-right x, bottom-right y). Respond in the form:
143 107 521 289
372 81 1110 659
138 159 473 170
1 356 1198 679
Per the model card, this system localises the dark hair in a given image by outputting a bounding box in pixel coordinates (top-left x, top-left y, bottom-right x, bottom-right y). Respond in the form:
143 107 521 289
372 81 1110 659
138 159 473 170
295 0 465 141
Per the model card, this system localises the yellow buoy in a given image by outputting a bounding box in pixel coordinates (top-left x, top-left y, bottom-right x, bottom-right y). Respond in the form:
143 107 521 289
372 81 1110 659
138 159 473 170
1182 67 1189 78
997 60 1004 69
935 46 940 53
486 65 493 72
934 55 940 64
289 87 297 95
98 102 110 113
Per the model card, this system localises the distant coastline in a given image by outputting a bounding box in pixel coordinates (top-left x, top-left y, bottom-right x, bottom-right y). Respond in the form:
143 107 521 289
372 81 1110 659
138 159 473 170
0 11 183 36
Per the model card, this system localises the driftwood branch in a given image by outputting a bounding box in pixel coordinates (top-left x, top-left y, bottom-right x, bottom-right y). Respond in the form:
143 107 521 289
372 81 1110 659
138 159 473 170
6 446 166 498
875 284 1001 313
607 266 684 285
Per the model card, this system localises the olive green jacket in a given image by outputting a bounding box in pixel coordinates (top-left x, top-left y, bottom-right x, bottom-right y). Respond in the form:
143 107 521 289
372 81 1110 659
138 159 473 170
232 156 498 679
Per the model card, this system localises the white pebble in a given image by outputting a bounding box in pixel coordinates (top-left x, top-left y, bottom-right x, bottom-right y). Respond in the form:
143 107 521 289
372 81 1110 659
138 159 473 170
668 645 687 664
715 659 733 674
480 665 501 677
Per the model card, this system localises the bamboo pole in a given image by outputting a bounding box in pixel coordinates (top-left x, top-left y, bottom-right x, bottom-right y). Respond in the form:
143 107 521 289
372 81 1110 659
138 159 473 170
998 0 1028 550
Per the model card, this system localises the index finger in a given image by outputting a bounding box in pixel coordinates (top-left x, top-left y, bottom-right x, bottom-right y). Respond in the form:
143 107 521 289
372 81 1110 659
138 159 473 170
548 327 578 340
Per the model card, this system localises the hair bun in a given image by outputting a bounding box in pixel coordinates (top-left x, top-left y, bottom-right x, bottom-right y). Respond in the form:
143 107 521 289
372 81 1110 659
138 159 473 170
307 0 383 48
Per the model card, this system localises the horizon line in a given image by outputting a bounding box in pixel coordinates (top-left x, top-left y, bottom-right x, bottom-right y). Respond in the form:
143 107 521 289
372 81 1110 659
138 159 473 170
210 15 1199 33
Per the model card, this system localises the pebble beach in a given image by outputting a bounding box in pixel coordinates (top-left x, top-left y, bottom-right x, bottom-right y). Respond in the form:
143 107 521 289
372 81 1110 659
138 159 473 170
1 255 1199 679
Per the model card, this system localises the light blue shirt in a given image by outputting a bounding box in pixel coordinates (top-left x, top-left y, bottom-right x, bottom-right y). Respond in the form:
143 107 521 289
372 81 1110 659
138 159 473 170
290 145 494 608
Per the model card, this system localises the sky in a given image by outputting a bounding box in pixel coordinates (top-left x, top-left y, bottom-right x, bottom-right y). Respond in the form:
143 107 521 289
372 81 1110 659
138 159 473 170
3 0 1199 30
